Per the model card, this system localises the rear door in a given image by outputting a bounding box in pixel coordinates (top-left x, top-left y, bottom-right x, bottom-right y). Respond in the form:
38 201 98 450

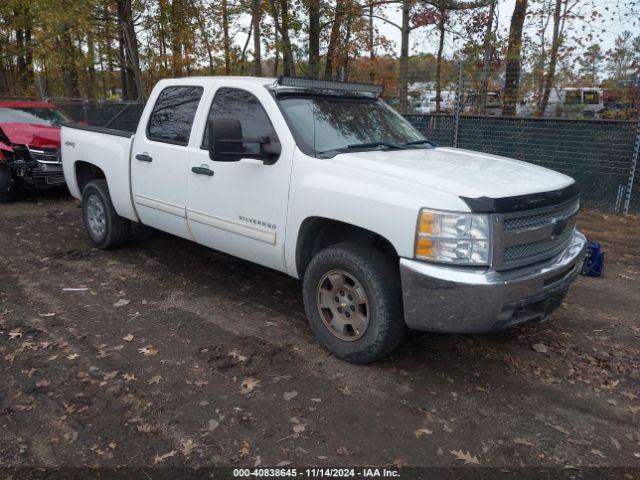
186 86 294 272
131 85 203 239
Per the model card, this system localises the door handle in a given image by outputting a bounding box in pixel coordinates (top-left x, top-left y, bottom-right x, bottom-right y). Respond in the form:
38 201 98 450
135 154 153 162
191 166 214 176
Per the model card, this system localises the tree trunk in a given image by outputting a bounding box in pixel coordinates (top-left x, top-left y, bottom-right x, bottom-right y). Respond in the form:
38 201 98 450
502 0 528 116
116 0 142 99
278 0 295 76
222 0 231 75
536 0 562 116
87 30 97 100
273 21 280 76
240 24 252 75
368 3 375 82
340 3 354 82
117 29 128 99
324 0 344 80
253 0 262 76
434 10 445 113
479 0 496 113
193 0 214 73
398 0 410 114
308 0 320 78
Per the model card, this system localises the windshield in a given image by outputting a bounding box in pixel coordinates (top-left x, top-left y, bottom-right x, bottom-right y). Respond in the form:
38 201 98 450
276 95 429 157
0 107 71 126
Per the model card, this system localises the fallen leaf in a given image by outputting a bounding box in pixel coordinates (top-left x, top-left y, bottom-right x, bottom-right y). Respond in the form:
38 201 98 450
39 312 56 317
138 346 158 356
240 377 260 395
514 437 535 447
113 299 130 308
103 371 119 381
137 424 153 433
239 441 251 457
148 375 162 385
293 423 306 435
8 330 22 340
336 446 350 455
610 436 621 450
180 439 196 457
414 428 433 438
123 373 136 382
283 391 298 401
67 354 79 360
531 343 548 353
591 449 606 458
123 334 134 342
154 450 177 464
450 450 480 465
228 349 248 363
35 379 50 388
629 406 640 415
393 458 408 468
277 461 292 467
338 386 352 396
207 419 219 431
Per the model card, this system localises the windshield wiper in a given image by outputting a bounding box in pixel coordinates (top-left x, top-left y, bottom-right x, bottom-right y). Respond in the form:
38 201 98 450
317 140 406 158
403 139 436 147
346 141 405 150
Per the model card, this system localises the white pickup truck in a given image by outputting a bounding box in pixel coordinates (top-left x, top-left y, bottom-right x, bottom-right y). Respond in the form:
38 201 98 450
61 76 586 363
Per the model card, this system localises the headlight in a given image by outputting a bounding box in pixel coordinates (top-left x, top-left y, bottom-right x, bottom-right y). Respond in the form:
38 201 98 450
415 209 491 265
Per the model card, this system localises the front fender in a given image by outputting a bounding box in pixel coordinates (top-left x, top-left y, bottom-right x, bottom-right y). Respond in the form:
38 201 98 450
284 170 465 278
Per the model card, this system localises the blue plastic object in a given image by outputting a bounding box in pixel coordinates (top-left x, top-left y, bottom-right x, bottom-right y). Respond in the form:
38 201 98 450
581 240 605 277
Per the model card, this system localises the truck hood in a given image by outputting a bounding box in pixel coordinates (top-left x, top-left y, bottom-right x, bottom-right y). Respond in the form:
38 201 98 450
330 147 574 200
0 123 61 149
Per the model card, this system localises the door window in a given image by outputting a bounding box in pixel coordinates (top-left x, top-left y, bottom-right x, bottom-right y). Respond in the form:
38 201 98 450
202 88 278 155
147 86 203 145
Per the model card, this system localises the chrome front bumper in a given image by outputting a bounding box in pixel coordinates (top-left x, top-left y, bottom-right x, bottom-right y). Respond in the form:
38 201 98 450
399 230 587 333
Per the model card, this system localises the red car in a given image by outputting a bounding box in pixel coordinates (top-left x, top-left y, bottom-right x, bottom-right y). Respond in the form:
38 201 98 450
0 100 80 201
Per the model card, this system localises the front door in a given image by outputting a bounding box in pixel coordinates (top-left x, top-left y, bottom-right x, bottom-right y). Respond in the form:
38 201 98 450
131 85 203 240
186 87 294 272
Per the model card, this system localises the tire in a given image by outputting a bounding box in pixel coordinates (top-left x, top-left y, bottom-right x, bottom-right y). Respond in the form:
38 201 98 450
0 164 15 202
302 242 407 363
81 179 131 249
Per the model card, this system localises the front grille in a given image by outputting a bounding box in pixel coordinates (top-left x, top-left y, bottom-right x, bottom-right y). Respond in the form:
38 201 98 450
27 147 61 164
504 199 580 231
492 196 579 270
503 226 574 262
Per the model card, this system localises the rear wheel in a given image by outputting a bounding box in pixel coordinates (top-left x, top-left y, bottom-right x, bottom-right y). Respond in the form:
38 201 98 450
81 180 131 249
0 164 15 202
302 242 407 363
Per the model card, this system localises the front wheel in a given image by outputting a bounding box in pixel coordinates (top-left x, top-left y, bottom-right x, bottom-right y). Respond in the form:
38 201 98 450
81 180 131 249
302 242 407 363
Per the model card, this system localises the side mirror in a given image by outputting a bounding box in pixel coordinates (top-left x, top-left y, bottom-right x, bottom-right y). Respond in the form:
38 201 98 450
209 117 242 162
209 116 281 164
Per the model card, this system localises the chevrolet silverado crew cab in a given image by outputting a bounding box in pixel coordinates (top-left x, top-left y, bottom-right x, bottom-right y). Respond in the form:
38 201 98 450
61 77 587 363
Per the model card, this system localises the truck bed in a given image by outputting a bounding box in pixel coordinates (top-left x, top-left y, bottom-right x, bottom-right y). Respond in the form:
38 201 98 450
61 123 138 222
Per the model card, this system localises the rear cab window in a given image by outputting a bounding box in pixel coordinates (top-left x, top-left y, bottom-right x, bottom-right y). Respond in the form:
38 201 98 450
146 86 203 145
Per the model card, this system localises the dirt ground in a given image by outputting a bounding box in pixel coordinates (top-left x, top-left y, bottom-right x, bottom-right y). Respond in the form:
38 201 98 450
1 191 639 469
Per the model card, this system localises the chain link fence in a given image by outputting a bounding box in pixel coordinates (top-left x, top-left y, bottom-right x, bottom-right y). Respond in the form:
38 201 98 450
405 59 640 215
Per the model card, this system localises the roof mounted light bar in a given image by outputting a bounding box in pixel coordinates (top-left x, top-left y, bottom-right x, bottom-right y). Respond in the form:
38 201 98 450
275 76 383 95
